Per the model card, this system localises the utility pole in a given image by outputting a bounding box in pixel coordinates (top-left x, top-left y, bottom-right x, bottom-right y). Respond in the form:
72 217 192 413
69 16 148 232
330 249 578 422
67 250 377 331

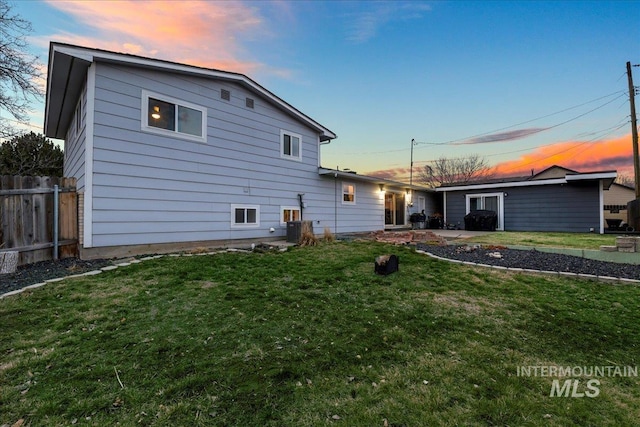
627 61 639 198
409 138 415 188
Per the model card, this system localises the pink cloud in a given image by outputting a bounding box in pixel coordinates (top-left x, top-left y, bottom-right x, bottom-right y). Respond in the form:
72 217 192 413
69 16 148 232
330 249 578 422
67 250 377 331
40 0 283 76
365 135 636 183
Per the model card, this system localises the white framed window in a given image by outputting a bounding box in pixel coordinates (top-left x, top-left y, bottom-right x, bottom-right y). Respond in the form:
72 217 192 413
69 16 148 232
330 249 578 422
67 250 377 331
280 130 302 161
465 192 504 230
141 90 207 142
280 206 301 224
231 204 260 228
342 182 356 205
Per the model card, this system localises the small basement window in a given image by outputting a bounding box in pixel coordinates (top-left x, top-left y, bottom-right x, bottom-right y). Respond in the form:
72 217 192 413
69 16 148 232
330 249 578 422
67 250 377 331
231 205 260 227
281 206 301 224
142 90 206 141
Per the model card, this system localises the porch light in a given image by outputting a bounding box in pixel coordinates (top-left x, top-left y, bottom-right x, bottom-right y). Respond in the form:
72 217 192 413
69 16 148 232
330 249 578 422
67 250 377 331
379 184 385 192
151 106 161 120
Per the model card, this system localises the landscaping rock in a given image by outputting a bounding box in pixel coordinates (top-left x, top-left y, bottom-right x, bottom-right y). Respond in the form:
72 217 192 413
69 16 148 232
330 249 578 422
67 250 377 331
1 258 112 296
417 244 640 281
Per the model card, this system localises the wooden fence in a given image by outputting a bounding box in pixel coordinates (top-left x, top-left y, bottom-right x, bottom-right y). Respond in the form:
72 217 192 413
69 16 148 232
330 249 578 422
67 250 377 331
0 176 78 266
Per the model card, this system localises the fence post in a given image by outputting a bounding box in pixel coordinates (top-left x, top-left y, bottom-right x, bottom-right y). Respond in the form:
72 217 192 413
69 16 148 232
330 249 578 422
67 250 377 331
54 184 59 260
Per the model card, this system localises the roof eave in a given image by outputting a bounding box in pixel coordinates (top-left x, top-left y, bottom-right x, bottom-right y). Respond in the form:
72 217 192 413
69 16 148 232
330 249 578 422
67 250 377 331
45 42 337 141
318 167 432 191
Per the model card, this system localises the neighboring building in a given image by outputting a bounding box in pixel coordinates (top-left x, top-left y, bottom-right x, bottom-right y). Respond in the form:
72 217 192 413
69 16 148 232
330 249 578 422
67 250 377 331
44 43 430 258
435 165 617 233
604 183 635 228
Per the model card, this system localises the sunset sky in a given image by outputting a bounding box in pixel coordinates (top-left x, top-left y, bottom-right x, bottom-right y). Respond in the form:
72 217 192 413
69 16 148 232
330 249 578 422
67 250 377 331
11 0 640 182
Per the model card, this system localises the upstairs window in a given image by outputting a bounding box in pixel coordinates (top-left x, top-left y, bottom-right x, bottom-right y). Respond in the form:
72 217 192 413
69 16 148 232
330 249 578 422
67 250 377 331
142 90 206 141
281 130 302 161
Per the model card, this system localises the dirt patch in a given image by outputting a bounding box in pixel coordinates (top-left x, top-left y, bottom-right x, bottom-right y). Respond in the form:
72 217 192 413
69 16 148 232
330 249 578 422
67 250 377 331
370 230 447 246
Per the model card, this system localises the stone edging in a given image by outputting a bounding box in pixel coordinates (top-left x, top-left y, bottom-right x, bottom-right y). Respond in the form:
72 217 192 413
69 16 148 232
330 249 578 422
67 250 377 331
415 249 640 285
0 249 260 300
4 246 637 300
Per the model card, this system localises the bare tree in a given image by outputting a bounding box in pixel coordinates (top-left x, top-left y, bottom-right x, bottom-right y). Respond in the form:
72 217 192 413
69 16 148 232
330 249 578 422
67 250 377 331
616 172 636 189
419 154 493 188
0 0 43 139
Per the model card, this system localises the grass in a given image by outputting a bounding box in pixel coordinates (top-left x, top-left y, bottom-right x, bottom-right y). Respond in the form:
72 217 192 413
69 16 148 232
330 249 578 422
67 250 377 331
1 241 639 426
464 231 619 250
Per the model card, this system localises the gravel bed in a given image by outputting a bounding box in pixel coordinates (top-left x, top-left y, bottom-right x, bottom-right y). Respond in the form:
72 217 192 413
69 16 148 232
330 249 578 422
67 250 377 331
1 257 113 296
417 243 640 281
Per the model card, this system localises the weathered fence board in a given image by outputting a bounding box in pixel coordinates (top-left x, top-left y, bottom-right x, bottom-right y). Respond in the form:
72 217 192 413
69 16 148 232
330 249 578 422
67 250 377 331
0 176 78 266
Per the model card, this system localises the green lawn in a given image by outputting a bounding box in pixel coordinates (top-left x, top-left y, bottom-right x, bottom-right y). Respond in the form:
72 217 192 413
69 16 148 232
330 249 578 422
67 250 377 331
1 242 639 426
464 231 618 250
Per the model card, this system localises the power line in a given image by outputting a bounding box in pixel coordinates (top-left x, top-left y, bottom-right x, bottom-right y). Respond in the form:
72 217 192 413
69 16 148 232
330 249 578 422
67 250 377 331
497 121 630 174
417 91 626 147
338 90 627 156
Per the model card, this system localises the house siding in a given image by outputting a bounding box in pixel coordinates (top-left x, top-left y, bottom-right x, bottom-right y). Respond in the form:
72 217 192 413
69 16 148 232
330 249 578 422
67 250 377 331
63 86 87 191
82 62 383 247
445 184 601 232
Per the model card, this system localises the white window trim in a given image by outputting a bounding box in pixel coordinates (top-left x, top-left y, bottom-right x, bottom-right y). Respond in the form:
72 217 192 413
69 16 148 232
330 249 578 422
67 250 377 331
231 204 260 228
280 206 301 225
141 89 207 142
465 192 504 231
342 182 356 205
280 129 302 161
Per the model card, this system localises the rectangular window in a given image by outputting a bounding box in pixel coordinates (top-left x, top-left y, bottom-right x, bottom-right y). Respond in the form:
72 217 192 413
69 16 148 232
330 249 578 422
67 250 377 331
280 130 302 160
142 90 206 141
342 182 356 204
75 99 82 133
231 205 260 228
281 206 301 224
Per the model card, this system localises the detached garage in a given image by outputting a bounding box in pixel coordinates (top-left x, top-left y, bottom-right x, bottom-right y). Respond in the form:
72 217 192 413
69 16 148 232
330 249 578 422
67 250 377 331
436 166 617 233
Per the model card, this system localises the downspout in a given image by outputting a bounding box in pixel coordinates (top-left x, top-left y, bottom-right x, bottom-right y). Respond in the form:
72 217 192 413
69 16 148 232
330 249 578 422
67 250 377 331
298 193 305 221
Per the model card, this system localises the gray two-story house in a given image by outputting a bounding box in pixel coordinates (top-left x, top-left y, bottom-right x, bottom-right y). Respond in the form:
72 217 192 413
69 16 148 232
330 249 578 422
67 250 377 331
44 43 432 258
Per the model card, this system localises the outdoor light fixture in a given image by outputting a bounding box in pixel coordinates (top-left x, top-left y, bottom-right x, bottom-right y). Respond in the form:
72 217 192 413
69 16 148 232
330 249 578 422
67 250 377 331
151 106 161 120
379 184 385 191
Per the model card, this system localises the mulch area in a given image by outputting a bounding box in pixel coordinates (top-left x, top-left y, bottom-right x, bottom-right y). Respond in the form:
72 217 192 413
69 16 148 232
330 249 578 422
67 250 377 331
367 231 640 281
417 243 640 281
1 257 113 296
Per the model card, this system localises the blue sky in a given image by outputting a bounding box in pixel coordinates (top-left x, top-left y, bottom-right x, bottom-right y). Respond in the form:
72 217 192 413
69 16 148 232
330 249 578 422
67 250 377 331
11 0 640 180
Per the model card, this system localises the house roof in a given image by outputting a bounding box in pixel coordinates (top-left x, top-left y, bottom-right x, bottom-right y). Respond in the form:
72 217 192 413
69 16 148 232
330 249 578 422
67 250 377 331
44 42 337 141
435 165 617 192
318 167 432 192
